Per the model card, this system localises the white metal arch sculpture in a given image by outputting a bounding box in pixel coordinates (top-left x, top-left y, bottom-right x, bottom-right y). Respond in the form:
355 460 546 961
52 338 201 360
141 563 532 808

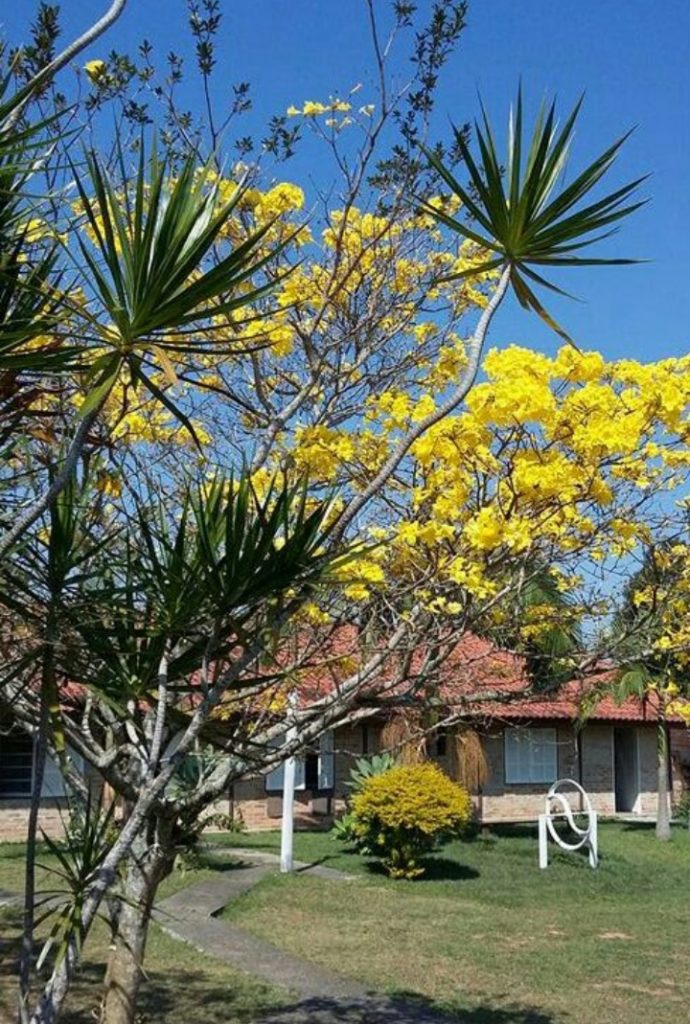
538 778 598 869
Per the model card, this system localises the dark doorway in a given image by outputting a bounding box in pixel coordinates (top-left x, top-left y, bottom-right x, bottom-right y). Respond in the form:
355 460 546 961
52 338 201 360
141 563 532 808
614 727 639 813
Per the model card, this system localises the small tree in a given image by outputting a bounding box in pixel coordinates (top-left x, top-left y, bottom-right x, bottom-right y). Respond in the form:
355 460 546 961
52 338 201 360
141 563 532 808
351 762 472 878
608 543 690 840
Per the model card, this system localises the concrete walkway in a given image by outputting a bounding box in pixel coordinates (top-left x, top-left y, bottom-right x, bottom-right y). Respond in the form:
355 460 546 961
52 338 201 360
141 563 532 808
199 844 358 880
157 851 455 1023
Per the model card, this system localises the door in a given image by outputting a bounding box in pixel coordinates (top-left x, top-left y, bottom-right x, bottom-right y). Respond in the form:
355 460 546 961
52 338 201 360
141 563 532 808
614 727 639 813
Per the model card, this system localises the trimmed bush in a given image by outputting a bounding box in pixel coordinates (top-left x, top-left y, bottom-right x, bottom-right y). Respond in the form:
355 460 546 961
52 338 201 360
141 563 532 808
350 762 472 878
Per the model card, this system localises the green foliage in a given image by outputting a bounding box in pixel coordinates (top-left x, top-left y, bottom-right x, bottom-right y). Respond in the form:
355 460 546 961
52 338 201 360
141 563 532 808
332 753 398 846
35 792 118 971
423 87 645 341
71 137 285 437
496 562 581 689
347 752 397 792
0 67 77 387
61 472 339 710
331 811 361 847
350 762 472 879
673 790 690 826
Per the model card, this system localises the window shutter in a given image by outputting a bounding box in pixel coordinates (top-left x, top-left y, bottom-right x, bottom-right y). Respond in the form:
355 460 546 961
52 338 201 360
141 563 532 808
265 760 285 792
504 728 521 783
265 733 306 791
318 731 334 790
265 733 286 792
294 755 306 791
41 752 66 798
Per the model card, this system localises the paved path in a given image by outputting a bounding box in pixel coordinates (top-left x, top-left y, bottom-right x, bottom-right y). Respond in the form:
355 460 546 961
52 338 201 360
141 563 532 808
157 851 455 1023
199 844 357 880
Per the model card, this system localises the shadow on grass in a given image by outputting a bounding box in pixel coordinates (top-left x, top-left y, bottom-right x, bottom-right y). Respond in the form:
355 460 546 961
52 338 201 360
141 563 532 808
479 824 539 842
203 841 347 873
196 852 258 872
0 926 282 1024
419 857 480 881
361 857 480 882
62 961 280 1024
253 993 560 1023
294 855 341 873
620 821 690 838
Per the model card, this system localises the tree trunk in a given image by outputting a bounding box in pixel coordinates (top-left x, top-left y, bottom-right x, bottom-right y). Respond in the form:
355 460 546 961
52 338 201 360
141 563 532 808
19 698 49 1021
656 716 672 842
100 827 175 1024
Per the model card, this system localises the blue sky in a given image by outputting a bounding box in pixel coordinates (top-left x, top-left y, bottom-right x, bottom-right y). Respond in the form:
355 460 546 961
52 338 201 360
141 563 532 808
4 1 690 362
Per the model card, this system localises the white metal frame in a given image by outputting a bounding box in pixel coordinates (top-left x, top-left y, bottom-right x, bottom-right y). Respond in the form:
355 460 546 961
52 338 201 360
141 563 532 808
538 778 598 870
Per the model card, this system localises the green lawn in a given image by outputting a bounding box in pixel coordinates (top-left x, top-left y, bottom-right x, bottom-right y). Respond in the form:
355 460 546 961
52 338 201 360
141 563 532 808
216 822 690 1024
2 823 689 1024
0 844 285 1024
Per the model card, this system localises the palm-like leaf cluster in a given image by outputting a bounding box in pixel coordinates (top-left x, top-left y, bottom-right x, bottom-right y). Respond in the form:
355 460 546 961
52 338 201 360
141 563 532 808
36 793 118 971
423 89 646 340
59 474 339 709
0 72 77 384
73 141 284 430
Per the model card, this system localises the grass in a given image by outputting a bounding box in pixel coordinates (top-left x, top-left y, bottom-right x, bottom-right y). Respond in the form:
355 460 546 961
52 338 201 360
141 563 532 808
215 821 690 1024
2 823 689 1023
0 845 286 1024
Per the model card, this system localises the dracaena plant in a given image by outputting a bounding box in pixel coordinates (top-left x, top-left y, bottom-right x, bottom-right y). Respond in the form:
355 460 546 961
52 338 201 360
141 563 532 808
62 472 340 710
2 465 342 1022
0 73 80 401
422 87 646 342
0 137 290 560
70 138 286 429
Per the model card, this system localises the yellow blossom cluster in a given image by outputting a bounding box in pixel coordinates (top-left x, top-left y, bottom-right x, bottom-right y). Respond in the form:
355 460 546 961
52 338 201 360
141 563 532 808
286 99 352 117
282 344 690 606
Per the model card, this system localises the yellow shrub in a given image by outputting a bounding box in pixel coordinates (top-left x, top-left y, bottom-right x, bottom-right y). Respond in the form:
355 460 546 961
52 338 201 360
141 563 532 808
351 762 472 878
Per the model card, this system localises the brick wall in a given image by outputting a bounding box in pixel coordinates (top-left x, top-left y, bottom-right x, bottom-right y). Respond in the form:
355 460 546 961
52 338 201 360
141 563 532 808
0 800 68 842
222 719 665 830
2 718 653 842
580 723 616 815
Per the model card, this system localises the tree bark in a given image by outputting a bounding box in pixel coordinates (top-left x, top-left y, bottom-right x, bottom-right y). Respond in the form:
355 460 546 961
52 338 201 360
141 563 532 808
19 700 49 1022
100 828 175 1024
656 716 672 841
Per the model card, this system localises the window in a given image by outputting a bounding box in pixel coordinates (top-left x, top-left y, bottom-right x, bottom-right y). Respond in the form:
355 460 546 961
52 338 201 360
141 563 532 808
504 727 557 784
0 730 69 799
0 732 33 797
265 731 335 793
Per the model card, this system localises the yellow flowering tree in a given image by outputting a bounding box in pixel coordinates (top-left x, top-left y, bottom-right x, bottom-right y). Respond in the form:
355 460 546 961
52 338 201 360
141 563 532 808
2 4 687 1023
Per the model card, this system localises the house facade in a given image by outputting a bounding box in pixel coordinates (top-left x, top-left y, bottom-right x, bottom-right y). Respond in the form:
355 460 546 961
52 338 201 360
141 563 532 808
2 632 689 840
230 715 683 831
226 634 689 830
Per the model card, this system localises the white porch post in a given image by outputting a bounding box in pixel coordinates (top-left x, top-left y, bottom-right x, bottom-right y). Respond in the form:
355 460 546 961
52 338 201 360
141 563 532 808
538 814 548 869
280 692 298 873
